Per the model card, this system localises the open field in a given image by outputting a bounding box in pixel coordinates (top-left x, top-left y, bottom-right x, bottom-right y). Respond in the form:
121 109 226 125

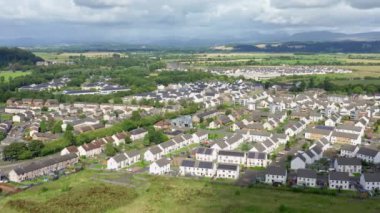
34 52 128 62
338 66 380 78
0 71 31 82
2 169 380 213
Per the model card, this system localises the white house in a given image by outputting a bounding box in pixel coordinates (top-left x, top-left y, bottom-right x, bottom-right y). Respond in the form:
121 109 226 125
195 147 217 162
356 147 380 164
329 171 350 190
144 145 163 162
149 158 171 175
291 154 307 170
78 143 102 157
179 159 215 177
265 166 287 184
130 128 148 141
246 152 270 168
360 173 380 191
216 163 240 179
330 131 361 145
297 169 317 187
192 131 208 143
334 157 362 175
60 146 79 156
107 153 128 170
340 145 359 158
217 150 246 165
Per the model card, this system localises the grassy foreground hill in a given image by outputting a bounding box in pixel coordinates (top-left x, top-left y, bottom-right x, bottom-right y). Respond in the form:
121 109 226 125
1 170 380 213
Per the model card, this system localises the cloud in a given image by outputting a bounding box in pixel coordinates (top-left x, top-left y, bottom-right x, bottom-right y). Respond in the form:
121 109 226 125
0 0 379 44
270 0 339 9
345 0 380 9
73 0 130 9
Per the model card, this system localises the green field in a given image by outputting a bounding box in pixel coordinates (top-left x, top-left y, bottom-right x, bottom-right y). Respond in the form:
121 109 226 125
0 71 31 82
34 52 129 62
2 169 380 213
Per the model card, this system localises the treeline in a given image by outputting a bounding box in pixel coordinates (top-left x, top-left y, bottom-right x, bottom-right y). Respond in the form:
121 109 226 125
0 47 43 68
270 76 380 94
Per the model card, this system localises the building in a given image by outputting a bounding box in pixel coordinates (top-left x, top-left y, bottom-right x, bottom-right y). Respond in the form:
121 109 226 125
195 147 217 162
356 147 380 164
130 128 148 141
304 128 332 141
107 150 141 170
360 173 380 191
192 131 208 143
340 145 359 158
328 171 350 190
78 143 102 157
179 159 215 177
8 154 79 182
144 145 163 162
60 146 79 156
217 150 246 165
296 169 317 187
149 158 171 175
216 163 240 179
265 166 287 184
246 152 270 168
170 115 193 128
291 154 307 170
334 157 362 175
330 131 361 145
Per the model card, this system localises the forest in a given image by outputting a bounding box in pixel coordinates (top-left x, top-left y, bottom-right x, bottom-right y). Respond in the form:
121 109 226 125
0 47 43 68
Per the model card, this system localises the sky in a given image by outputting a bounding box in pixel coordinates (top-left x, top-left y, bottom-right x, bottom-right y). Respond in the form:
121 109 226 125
0 0 379 45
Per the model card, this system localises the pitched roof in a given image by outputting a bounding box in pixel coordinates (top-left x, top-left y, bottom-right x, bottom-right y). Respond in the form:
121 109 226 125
362 173 380 182
329 171 350 181
266 166 286 176
357 147 379 157
218 150 245 157
297 169 317 179
335 157 361 166
155 158 170 167
217 163 238 171
341 144 358 152
247 152 266 160
12 153 78 175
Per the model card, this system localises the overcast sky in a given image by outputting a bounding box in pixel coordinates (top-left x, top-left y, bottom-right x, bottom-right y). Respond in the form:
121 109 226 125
0 0 379 44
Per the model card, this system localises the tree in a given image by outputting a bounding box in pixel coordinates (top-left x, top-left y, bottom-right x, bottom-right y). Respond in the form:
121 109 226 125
131 111 141 121
52 121 63 134
105 143 117 156
63 130 75 145
40 120 47 133
0 132 5 141
352 86 364 94
147 128 168 145
28 140 44 157
19 150 33 160
66 124 74 131
3 142 28 161
125 136 132 144
366 85 377 94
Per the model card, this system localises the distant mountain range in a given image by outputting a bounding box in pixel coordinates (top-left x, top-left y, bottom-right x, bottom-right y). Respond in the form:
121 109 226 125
0 31 380 51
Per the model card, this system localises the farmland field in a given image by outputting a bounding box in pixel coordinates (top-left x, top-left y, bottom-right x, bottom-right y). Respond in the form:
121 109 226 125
34 52 128 62
2 169 380 213
0 71 31 83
